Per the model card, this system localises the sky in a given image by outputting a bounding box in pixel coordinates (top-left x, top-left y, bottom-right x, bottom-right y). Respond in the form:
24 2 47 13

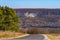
0 0 60 8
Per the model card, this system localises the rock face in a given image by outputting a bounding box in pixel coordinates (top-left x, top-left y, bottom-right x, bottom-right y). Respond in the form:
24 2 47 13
14 8 60 28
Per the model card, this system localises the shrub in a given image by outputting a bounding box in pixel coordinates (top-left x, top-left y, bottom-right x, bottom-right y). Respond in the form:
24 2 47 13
27 28 40 34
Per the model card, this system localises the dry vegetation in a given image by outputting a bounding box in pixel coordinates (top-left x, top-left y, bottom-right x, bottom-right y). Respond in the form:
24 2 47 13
0 28 60 39
23 28 60 40
46 34 57 40
46 34 60 40
24 28 60 34
0 31 25 38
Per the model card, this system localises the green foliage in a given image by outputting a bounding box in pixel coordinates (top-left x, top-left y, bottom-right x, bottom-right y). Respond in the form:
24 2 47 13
0 6 19 31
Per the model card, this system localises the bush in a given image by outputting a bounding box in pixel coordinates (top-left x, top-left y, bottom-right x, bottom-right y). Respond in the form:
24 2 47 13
18 28 28 33
27 28 40 34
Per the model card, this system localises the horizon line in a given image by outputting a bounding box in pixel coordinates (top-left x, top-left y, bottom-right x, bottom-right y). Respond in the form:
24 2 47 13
13 8 60 9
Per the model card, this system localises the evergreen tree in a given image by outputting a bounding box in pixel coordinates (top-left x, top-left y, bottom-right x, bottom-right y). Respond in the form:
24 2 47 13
0 6 19 31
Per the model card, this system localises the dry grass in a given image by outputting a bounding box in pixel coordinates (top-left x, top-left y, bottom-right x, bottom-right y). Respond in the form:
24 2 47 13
0 31 25 38
46 34 60 40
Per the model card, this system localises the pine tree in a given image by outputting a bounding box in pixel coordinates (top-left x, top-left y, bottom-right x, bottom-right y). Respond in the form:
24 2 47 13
0 6 19 31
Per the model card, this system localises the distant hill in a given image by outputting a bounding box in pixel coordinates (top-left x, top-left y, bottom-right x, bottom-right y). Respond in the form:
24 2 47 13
14 8 60 28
